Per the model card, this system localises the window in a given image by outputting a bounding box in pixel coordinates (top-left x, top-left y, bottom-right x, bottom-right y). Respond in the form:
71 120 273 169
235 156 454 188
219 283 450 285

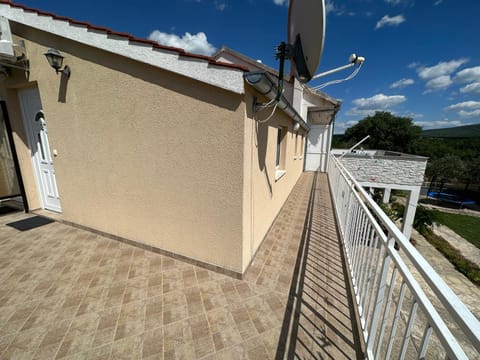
294 133 298 159
275 126 287 181
276 128 282 168
299 134 304 159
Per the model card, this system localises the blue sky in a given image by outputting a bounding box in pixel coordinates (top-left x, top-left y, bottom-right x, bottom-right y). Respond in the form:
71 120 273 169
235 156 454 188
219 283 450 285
13 0 480 133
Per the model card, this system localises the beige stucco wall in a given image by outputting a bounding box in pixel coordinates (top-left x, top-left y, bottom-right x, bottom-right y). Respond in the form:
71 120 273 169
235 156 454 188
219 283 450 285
3 24 246 272
2 22 308 275
241 91 306 271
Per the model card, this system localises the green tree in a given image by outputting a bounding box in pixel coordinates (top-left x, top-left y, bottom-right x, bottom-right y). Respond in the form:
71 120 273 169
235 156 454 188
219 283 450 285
426 155 466 193
343 111 422 153
464 157 480 191
426 155 466 180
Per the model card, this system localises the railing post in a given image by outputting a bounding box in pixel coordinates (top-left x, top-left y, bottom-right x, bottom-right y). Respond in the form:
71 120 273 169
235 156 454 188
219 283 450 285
366 236 395 359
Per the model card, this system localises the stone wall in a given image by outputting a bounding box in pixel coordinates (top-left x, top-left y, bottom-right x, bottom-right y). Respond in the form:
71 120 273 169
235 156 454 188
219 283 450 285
338 156 427 186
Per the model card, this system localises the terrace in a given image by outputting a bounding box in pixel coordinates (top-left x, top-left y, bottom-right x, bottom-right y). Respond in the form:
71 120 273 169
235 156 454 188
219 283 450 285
0 157 478 359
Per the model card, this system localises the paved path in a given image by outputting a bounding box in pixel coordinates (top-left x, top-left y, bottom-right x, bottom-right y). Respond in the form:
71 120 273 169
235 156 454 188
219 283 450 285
422 202 480 218
432 224 480 268
409 228 480 358
410 228 480 318
0 173 364 360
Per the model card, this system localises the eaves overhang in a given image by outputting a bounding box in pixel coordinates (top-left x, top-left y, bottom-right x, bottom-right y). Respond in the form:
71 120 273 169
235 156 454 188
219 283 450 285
0 1 248 94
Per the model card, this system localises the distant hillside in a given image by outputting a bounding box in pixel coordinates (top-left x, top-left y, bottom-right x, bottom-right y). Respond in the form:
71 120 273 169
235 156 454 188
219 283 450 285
421 124 480 138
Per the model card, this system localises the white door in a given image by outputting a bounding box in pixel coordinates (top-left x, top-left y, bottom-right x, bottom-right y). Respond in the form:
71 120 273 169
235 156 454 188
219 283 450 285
305 124 331 172
18 87 62 213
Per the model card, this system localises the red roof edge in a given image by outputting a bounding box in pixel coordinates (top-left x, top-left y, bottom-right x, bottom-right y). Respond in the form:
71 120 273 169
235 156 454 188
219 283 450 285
2 1 247 72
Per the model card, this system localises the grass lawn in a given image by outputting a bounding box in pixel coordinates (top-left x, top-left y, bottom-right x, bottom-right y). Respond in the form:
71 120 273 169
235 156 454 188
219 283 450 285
432 210 480 249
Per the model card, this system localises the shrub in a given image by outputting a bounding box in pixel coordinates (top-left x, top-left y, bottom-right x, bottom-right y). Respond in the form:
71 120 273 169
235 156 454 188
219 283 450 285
413 205 437 233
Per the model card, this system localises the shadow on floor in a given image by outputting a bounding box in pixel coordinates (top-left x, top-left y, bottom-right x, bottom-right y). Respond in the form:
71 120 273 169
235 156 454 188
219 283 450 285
0 206 19 216
276 173 364 360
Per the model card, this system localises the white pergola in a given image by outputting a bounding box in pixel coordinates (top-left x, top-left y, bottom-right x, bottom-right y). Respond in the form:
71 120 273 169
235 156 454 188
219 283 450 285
333 149 428 240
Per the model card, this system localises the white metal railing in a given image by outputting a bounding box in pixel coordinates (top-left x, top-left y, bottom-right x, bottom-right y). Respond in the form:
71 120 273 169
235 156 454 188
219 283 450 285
327 154 480 360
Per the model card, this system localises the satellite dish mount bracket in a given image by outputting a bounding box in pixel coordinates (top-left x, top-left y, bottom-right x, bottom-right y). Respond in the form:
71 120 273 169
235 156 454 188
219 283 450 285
274 41 292 102
253 35 310 112
252 41 293 113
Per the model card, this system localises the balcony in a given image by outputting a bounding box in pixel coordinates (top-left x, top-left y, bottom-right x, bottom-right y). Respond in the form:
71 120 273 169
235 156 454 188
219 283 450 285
0 158 478 359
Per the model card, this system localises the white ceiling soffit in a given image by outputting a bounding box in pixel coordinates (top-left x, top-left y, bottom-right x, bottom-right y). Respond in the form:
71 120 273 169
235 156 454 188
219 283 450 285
0 4 245 94
308 108 337 125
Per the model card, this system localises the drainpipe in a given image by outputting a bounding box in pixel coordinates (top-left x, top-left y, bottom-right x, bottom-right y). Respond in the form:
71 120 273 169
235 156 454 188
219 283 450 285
243 71 309 131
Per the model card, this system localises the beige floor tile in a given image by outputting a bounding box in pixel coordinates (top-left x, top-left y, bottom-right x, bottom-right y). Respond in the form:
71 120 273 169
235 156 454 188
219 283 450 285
0 173 364 359
87 343 111 360
142 327 163 358
110 334 143 360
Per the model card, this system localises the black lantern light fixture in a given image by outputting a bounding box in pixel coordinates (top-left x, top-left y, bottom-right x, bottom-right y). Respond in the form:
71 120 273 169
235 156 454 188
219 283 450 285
44 48 70 77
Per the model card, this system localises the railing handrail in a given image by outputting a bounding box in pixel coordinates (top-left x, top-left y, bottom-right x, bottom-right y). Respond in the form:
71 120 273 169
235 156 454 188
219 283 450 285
328 154 480 355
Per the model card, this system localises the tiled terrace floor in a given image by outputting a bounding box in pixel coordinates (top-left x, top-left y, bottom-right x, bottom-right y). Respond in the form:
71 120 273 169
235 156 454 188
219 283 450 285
0 173 363 359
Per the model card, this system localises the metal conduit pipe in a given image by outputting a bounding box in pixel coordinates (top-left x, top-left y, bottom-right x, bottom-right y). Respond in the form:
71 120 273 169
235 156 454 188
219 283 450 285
243 71 310 131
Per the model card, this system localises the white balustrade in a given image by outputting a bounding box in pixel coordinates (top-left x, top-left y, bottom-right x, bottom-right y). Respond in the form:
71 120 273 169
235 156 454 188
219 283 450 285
327 154 480 359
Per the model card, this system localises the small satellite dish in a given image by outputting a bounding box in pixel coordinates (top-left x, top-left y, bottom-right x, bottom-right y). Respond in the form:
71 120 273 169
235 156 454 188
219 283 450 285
288 0 326 83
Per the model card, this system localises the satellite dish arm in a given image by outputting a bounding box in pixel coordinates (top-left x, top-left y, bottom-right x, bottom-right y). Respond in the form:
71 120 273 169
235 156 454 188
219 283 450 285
311 53 365 80
312 62 355 80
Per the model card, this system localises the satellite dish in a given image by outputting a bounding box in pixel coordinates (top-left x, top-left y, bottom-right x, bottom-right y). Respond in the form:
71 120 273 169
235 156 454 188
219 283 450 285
288 0 326 83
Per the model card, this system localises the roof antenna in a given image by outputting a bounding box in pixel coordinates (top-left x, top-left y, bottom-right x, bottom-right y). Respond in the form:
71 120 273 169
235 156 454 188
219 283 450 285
339 135 370 158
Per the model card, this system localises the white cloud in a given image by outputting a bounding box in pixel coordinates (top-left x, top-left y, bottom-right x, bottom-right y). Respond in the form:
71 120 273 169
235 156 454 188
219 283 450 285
353 94 406 108
273 0 288 5
325 0 336 14
460 82 480 94
459 110 480 118
444 102 480 119
434 0 444 5
385 0 412 5
417 59 468 80
335 120 359 130
347 93 406 116
445 101 480 111
390 78 414 89
416 59 469 92
407 62 420 69
148 31 216 56
424 75 452 91
404 112 424 119
215 1 226 11
324 0 350 16
375 14 405 29
455 66 480 83
415 119 462 129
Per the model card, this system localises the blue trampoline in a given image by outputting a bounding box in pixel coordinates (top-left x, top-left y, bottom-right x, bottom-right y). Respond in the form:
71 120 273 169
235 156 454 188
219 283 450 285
427 191 476 208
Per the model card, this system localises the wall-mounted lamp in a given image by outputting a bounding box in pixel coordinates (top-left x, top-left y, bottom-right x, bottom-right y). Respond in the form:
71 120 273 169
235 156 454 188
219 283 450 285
293 122 301 132
44 48 70 77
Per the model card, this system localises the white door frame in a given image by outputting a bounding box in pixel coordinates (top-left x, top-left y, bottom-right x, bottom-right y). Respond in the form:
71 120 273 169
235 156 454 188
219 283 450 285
18 86 62 213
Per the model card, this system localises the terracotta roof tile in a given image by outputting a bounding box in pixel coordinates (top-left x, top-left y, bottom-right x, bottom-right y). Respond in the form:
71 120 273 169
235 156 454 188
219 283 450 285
1 0 248 72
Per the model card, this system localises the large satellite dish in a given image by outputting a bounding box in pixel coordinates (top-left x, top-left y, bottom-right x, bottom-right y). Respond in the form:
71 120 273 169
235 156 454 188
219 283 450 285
288 0 326 83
